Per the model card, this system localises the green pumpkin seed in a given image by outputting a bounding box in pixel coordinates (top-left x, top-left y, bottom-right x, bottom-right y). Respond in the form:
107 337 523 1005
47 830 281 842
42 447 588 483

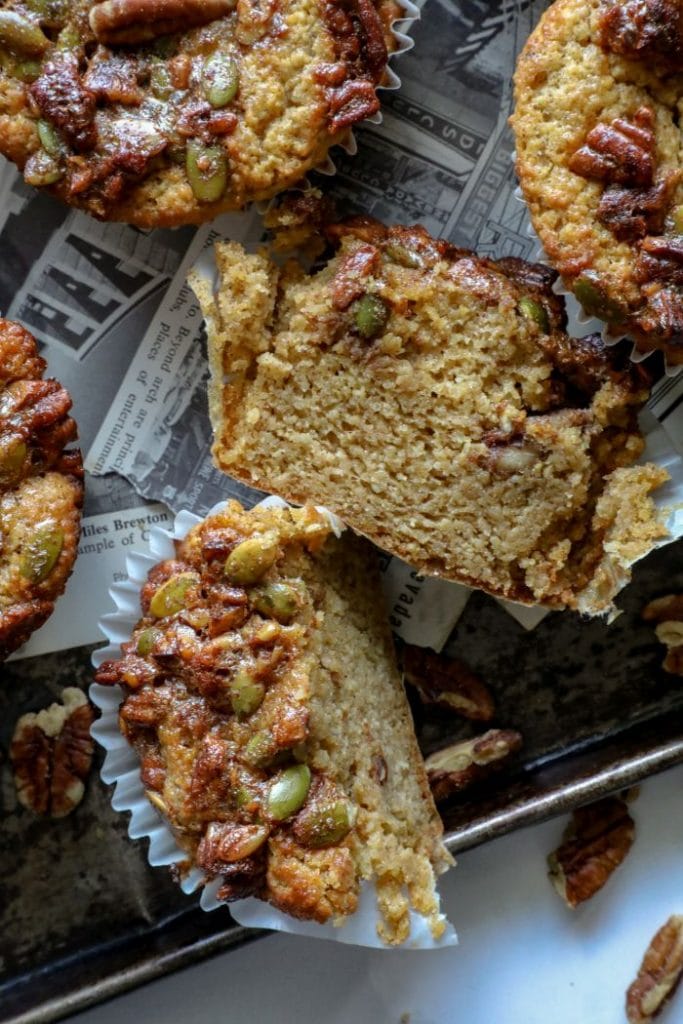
0 10 49 55
353 293 389 339
186 140 228 203
37 119 64 158
251 581 300 624
229 668 265 718
294 797 356 848
150 60 174 100
23 149 63 186
56 24 80 48
518 296 549 333
149 571 199 618
672 205 683 235
12 58 41 81
0 438 26 483
224 532 279 585
385 242 422 268
136 626 162 656
19 523 63 582
242 729 278 768
573 275 627 324
266 764 311 821
202 53 239 108
224 823 270 860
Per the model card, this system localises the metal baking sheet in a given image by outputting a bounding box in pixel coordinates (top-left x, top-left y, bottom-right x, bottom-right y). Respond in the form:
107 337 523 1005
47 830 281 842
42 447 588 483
1 540 681 1023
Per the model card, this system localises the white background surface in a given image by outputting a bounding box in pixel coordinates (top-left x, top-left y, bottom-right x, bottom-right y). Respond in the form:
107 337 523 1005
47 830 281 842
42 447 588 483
68 763 683 1024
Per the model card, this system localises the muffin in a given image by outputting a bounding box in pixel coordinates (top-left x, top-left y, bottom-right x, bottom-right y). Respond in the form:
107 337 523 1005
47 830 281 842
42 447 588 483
94 501 451 944
512 0 683 365
0 318 83 659
0 0 399 226
190 216 669 613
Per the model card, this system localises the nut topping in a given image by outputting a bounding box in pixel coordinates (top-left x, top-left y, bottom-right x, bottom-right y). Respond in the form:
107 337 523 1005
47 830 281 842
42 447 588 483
547 796 635 908
626 915 683 1024
10 688 95 817
569 107 656 189
89 0 238 45
643 593 683 676
30 54 98 153
598 0 683 72
403 644 495 721
597 175 679 243
424 729 523 801
331 243 380 310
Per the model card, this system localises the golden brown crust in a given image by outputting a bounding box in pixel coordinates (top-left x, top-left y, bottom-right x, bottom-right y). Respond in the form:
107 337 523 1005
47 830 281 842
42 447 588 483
512 0 683 363
0 0 398 226
0 318 83 659
192 218 668 614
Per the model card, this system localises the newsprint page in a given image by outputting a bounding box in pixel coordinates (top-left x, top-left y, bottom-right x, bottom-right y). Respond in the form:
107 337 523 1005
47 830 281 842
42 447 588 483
2 0 680 657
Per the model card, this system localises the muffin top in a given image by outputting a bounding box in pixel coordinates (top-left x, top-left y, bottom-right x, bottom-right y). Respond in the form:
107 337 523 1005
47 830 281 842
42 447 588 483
0 318 83 659
512 0 683 365
0 0 398 226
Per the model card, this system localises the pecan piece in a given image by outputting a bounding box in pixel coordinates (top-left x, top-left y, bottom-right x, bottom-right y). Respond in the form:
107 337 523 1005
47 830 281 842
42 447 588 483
569 108 655 188
626 916 683 1024
327 78 380 134
403 644 495 721
643 593 683 676
633 286 683 346
83 51 144 105
10 688 95 818
597 174 679 243
89 0 237 45
424 729 523 801
598 0 683 72
355 0 388 80
331 242 380 309
30 53 97 152
548 796 635 908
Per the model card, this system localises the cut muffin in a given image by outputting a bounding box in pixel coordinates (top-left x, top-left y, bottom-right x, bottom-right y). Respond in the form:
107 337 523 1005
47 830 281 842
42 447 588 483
0 0 399 226
512 0 683 365
0 319 83 659
191 217 669 613
94 501 451 944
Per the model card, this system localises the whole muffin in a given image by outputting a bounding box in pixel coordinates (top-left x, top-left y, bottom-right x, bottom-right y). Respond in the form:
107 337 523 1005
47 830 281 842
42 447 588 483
512 0 683 365
0 319 83 659
0 0 398 226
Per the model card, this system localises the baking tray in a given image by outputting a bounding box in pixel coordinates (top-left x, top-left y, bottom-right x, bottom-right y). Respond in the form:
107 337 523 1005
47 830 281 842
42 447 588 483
1 538 681 1024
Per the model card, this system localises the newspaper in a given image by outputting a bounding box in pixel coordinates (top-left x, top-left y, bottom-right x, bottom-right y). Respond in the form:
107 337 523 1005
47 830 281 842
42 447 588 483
2 0 680 659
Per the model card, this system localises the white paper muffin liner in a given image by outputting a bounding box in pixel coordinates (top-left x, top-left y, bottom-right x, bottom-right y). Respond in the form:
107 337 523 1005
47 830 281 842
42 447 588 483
512 180 682 377
90 496 457 950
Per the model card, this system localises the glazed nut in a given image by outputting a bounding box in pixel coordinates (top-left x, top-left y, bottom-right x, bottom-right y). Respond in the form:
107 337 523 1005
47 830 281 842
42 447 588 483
626 915 683 1024
149 571 199 618
642 593 683 624
643 594 683 677
266 764 311 821
424 729 523 802
0 10 50 55
10 688 95 817
568 107 655 188
547 796 635 909
19 522 64 583
402 644 495 721
89 0 237 45
224 532 280 585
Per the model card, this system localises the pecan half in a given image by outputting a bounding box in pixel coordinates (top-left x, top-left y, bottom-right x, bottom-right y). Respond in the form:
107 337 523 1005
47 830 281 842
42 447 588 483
633 286 683 346
403 645 495 721
597 174 679 243
643 593 683 676
548 796 635 908
10 688 95 818
569 108 655 188
30 53 97 152
424 729 523 802
89 0 237 46
598 0 683 72
636 235 683 285
626 916 683 1024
